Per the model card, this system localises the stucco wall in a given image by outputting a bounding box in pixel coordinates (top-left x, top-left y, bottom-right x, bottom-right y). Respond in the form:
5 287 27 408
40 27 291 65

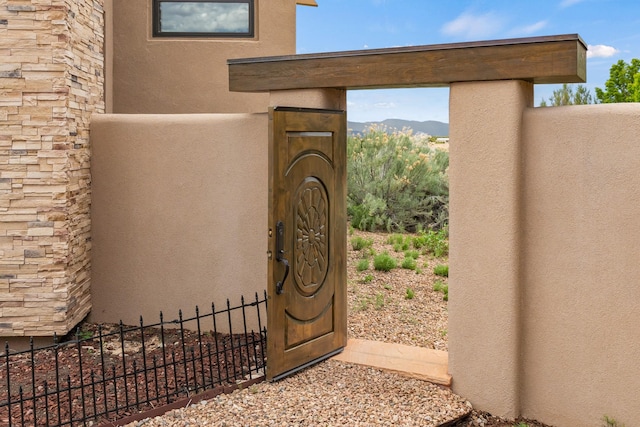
105 0 297 114
449 82 640 427
520 104 640 426
448 80 533 418
89 114 268 329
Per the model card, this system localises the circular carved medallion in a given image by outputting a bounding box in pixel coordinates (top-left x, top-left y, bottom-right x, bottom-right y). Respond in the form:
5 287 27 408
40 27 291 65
295 179 328 291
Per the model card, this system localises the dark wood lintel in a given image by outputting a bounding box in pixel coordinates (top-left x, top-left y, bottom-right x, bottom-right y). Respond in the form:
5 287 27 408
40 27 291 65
228 34 587 92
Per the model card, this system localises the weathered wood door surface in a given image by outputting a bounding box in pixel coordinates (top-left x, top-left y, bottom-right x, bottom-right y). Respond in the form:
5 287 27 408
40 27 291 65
267 107 347 381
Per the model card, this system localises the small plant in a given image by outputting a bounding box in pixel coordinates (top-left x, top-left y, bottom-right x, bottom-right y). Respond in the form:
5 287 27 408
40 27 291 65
373 251 397 271
351 236 373 251
513 423 530 427
361 274 374 283
387 234 404 245
401 256 417 270
440 329 447 337
414 228 449 257
76 329 93 340
602 415 625 427
355 297 370 311
433 280 448 301
433 264 449 277
383 283 393 290
356 258 369 271
405 288 415 299
375 293 385 309
404 249 420 259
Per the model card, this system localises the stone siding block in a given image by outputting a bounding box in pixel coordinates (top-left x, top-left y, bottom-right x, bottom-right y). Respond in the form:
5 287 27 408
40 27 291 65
0 0 104 337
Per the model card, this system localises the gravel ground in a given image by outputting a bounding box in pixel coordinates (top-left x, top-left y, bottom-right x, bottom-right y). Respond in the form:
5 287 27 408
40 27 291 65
346 229 449 351
124 229 552 427
126 361 471 426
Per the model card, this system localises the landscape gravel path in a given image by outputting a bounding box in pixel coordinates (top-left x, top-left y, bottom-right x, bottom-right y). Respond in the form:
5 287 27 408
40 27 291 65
126 360 471 426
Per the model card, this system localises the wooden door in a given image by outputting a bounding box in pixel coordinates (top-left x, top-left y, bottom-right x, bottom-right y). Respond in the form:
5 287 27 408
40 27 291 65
267 107 347 381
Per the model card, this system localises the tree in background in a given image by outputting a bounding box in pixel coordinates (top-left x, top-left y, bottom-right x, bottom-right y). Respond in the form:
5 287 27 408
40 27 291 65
595 58 640 103
539 83 593 106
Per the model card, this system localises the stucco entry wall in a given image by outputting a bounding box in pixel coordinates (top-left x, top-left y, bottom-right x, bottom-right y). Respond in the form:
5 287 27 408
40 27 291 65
449 83 640 426
89 114 268 330
520 104 640 427
448 80 533 418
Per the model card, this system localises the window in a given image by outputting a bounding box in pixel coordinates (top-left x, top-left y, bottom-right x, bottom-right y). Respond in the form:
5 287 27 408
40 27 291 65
153 0 254 38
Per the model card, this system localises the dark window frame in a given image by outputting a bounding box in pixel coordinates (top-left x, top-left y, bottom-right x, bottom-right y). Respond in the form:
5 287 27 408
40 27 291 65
152 0 255 38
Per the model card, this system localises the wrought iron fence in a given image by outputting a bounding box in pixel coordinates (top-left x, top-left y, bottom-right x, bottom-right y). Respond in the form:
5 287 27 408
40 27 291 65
1 291 268 427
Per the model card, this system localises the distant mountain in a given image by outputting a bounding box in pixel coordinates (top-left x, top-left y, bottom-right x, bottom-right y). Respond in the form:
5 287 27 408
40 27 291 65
347 119 449 137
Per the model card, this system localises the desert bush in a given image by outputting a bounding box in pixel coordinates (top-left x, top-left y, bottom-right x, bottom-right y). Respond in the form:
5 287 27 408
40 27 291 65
413 227 449 257
373 251 397 271
351 236 373 251
433 264 449 277
347 125 449 232
356 258 369 271
433 280 448 301
401 256 417 270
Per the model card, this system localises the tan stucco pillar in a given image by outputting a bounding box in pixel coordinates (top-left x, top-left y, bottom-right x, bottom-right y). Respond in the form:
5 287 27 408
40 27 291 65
448 80 533 418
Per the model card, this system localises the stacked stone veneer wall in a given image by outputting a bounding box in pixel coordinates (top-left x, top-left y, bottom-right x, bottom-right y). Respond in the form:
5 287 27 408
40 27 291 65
0 0 104 337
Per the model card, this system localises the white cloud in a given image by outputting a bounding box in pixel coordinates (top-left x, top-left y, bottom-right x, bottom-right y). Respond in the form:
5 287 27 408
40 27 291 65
587 44 619 58
560 0 585 8
512 20 548 35
441 11 505 39
373 102 398 109
159 3 249 33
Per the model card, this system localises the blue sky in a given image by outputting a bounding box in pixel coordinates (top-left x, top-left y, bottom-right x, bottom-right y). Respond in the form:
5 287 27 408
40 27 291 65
296 0 640 123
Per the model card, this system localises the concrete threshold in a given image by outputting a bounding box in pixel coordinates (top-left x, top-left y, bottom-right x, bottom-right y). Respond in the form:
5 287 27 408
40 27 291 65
331 338 451 386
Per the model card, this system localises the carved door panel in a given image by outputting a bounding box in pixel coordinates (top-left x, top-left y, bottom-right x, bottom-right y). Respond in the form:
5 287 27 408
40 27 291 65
267 107 347 381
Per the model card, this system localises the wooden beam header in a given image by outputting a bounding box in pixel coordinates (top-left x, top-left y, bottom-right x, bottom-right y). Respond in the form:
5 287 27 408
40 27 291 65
228 34 586 92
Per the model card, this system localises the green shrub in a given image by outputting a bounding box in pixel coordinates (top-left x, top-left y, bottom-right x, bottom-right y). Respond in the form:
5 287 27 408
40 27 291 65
433 280 448 301
351 236 373 251
387 234 404 245
375 293 385 309
355 297 370 311
404 249 420 259
356 258 369 271
405 288 415 299
414 228 449 257
433 264 449 277
401 257 417 270
373 251 397 271
347 125 449 232
602 415 626 427
361 274 374 283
